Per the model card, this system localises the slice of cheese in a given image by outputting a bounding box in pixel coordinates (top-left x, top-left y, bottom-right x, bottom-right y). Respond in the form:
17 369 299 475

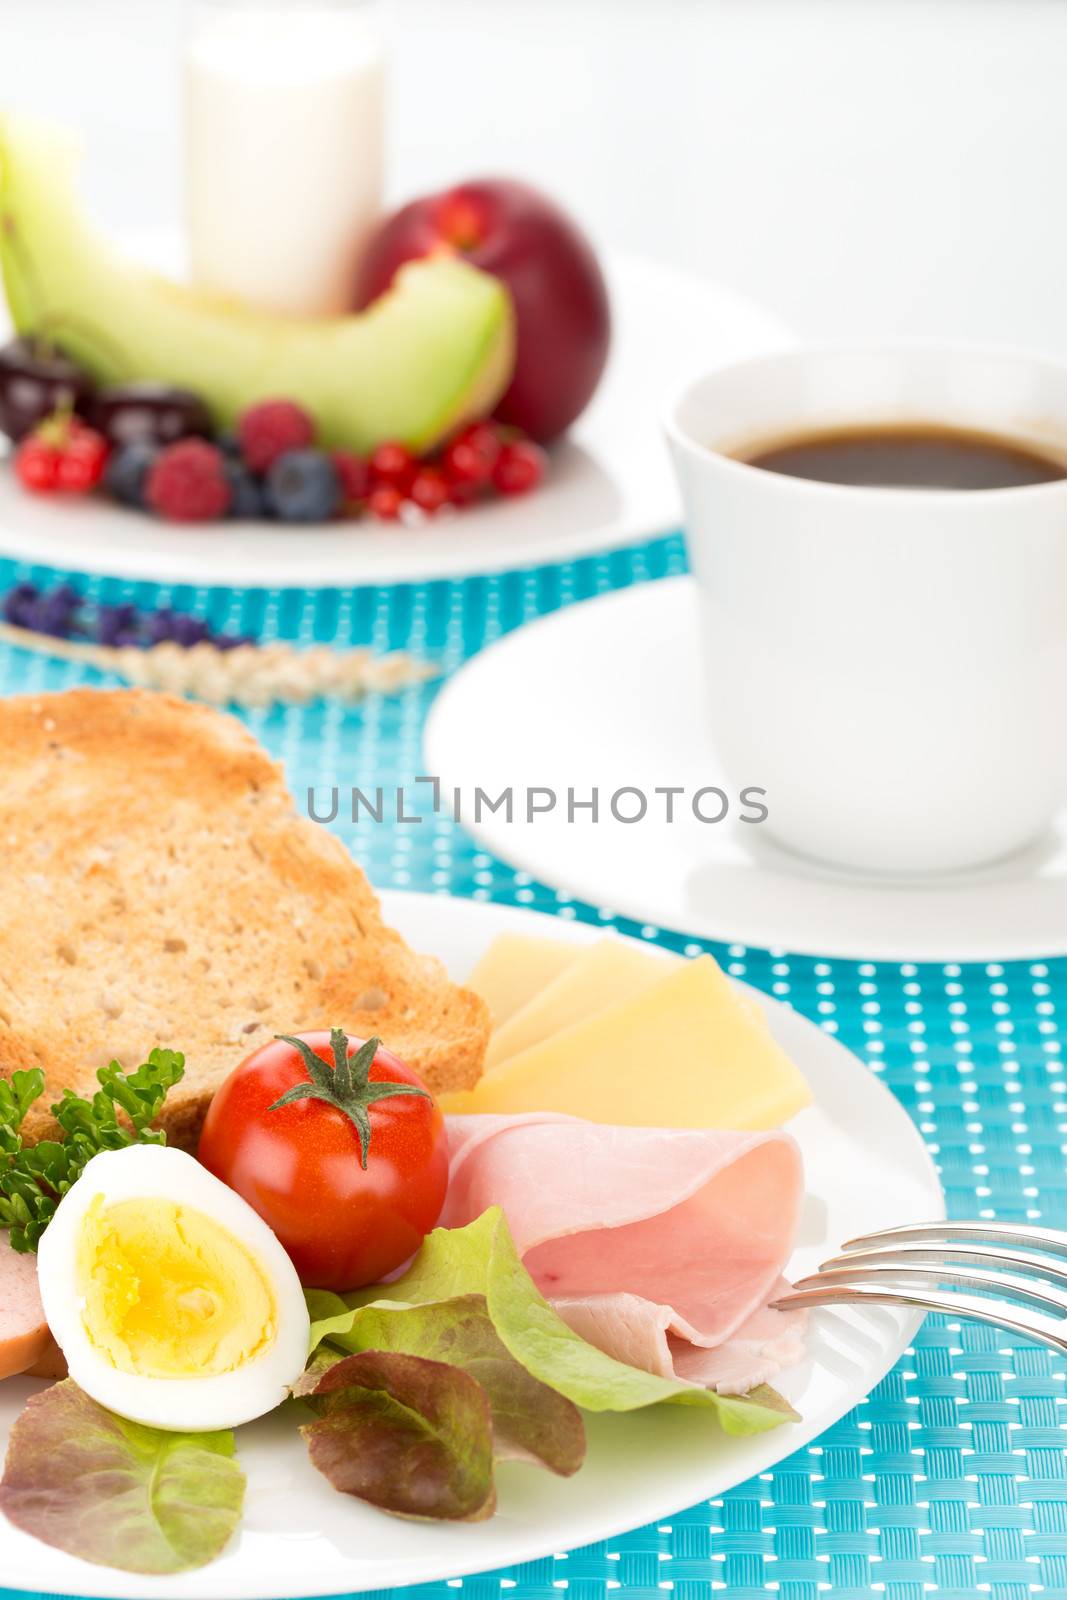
441 954 812 1129
486 939 678 1069
466 933 581 1028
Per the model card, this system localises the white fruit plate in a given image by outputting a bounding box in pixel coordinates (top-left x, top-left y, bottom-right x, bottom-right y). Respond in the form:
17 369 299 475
0 250 792 587
0 890 942 1600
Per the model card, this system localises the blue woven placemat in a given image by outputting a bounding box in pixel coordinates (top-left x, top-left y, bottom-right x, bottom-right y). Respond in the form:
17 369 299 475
1 533 1065 1600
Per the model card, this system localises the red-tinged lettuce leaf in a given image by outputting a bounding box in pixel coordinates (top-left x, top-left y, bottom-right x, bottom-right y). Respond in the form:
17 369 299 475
300 1349 496 1522
305 1291 585 1476
0 1380 244 1575
296 1344 345 1391
313 1209 800 1437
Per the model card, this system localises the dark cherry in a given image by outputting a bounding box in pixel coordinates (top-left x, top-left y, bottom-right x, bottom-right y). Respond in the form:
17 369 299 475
0 337 95 443
88 383 213 449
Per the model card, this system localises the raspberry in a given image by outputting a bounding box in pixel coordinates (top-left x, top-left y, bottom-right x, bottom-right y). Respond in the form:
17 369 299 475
237 399 315 473
145 440 232 522
331 449 370 510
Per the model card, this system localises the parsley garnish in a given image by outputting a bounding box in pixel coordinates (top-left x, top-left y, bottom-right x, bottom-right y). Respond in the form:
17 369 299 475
0 1048 185 1252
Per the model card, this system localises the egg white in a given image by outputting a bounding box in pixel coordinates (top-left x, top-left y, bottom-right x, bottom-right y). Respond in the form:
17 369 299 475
37 1144 311 1432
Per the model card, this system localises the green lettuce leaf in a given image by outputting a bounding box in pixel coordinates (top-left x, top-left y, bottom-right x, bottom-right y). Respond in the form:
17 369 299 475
305 1289 585 1474
0 1380 245 1575
300 1349 496 1522
310 1208 799 1438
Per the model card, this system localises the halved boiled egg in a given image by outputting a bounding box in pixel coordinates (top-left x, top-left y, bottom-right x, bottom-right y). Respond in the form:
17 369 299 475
37 1144 310 1432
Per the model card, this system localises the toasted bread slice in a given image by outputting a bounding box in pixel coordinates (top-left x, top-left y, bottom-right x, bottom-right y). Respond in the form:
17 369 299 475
0 689 487 1148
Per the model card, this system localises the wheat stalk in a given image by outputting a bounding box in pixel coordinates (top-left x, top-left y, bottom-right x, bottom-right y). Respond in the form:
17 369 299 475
0 622 436 708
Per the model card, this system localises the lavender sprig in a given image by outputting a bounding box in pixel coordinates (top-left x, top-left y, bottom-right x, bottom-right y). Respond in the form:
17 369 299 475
1 583 251 650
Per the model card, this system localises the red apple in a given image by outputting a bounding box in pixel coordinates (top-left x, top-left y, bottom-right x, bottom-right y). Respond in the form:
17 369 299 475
354 179 611 442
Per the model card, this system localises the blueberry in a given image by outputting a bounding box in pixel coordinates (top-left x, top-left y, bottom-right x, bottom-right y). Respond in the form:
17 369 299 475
225 461 267 520
264 449 340 523
94 603 140 647
214 632 255 651
105 442 160 509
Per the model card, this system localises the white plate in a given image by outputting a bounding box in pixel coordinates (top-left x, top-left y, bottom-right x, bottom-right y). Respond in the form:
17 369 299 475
0 890 941 1600
0 252 791 587
423 580 1067 962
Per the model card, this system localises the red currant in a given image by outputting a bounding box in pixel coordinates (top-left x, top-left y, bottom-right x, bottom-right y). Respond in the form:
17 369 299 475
14 437 60 493
446 477 482 510
368 483 404 521
492 439 547 496
13 412 110 496
56 425 109 493
369 440 417 493
408 467 451 515
442 421 501 486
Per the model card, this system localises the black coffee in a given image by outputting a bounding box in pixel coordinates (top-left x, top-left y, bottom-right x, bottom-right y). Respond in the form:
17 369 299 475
737 423 1067 490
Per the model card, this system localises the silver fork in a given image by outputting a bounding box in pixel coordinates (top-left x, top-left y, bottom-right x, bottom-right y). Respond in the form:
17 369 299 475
771 1220 1067 1355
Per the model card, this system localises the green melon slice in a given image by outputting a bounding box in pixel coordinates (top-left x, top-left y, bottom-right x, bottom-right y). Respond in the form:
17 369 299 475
0 115 514 453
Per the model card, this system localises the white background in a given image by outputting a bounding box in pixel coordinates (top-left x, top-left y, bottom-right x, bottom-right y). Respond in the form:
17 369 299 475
0 0 1063 351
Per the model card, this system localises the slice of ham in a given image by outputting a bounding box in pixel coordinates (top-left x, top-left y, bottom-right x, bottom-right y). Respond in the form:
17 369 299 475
0 1232 52 1379
444 1113 806 1395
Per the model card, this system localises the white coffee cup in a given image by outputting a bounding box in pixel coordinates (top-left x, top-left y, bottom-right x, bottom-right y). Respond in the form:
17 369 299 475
665 342 1067 876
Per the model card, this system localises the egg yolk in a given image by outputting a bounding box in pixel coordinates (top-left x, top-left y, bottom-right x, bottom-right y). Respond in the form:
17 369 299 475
75 1195 277 1379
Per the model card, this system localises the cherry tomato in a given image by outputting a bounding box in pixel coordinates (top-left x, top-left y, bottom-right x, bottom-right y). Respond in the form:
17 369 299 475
198 1029 449 1290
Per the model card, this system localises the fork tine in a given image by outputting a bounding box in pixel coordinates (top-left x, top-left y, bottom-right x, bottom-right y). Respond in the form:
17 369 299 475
792 1262 1067 1319
843 1220 1067 1257
770 1280 1067 1356
819 1242 1067 1292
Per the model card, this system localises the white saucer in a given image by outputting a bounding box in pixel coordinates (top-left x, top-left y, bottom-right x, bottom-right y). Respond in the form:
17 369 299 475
424 578 1067 962
0 249 791 587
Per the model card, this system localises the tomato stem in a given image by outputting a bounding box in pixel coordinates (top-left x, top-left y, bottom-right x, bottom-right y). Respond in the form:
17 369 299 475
268 1029 430 1169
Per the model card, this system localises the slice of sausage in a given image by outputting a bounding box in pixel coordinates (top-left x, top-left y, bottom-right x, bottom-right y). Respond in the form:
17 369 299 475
25 1334 67 1380
0 1232 51 1379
